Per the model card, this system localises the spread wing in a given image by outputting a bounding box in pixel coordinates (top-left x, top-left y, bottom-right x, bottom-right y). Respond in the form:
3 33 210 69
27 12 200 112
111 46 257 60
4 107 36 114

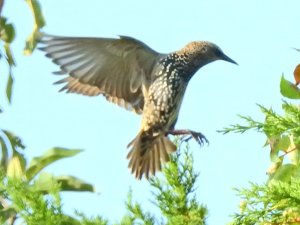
39 33 161 114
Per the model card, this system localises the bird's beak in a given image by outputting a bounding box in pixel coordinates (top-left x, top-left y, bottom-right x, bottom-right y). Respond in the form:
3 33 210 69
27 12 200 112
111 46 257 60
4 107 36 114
221 53 238 65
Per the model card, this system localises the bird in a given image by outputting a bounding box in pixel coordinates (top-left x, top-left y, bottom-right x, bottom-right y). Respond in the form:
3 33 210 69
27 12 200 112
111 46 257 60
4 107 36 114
38 33 237 179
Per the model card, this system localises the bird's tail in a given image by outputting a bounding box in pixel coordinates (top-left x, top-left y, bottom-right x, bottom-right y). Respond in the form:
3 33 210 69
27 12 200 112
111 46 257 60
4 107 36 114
127 131 177 179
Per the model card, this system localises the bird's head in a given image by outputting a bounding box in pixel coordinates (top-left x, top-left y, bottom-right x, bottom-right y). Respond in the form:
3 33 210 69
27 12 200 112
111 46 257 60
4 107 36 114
179 41 238 69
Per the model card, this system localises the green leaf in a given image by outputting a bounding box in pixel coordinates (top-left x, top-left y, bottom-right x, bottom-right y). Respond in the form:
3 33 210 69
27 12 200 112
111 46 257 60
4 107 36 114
268 135 290 162
25 0 45 28
3 130 25 150
0 17 16 43
26 148 83 181
3 23 15 43
270 164 300 182
4 43 15 66
24 0 45 55
33 172 59 193
0 17 6 28
280 75 300 99
55 175 95 192
267 156 283 175
0 19 15 107
33 173 94 193
24 29 39 55
6 73 13 103
277 135 291 151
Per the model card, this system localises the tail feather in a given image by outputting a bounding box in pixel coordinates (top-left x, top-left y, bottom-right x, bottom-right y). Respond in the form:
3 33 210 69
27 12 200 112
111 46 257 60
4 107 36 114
127 131 177 179
158 137 170 162
154 144 161 172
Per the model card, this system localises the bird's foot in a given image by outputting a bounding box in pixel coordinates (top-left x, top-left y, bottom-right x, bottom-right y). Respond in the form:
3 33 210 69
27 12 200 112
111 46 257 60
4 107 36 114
166 129 209 146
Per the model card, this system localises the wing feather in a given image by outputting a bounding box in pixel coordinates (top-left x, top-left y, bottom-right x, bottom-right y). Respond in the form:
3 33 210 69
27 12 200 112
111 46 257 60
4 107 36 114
39 33 161 113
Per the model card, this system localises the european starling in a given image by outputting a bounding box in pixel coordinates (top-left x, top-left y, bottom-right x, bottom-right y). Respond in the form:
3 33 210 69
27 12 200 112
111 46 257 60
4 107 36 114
39 33 237 179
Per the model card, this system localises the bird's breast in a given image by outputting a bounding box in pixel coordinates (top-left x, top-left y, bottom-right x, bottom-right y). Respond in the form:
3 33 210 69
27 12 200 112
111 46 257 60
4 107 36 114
141 70 187 132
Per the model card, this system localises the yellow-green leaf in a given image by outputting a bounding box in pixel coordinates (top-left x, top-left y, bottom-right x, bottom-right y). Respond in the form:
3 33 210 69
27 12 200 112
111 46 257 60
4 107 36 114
7 153 26 179
33 172 59 193
280 75 300 99
267 156 283 176
270 164 300 182
24 29 39 55
26 147 83 181
268 135 290 162
33 173 95 193
25 0 45 28
24 0 45 55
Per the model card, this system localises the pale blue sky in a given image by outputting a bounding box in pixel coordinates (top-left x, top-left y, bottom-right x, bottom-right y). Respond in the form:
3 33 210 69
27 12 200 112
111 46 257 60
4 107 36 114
1 0 300 224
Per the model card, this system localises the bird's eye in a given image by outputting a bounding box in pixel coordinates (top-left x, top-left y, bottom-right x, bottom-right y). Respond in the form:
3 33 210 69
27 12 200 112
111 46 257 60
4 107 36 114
214 49 223 58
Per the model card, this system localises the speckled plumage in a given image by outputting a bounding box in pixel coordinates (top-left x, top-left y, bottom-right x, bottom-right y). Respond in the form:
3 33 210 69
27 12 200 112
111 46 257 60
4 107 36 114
39 33 237 179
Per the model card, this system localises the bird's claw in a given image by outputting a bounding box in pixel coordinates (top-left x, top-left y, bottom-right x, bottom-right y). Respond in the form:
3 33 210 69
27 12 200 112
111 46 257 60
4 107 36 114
184 131 209 145
167 129 209 146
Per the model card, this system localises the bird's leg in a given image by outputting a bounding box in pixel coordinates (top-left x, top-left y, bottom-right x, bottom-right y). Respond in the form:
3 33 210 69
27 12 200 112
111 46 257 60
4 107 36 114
166 129 209 146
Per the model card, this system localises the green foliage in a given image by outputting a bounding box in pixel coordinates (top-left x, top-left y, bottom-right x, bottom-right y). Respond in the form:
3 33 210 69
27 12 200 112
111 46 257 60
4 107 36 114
0 117 205 225
119 143 207 225
0 131 95 224
0 170 115 225
0 0 44 108
120 189 156 225
0 170 99 225
0 140 206 225
219 102 300 138
0 171 73 225
220 101 300 179
221 75 300 224
150 145 207 225
75 211 108 225
229 179 300 225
